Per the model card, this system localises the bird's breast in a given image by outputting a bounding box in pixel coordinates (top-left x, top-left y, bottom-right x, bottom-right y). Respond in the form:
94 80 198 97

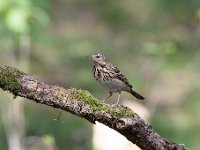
93 66 130 92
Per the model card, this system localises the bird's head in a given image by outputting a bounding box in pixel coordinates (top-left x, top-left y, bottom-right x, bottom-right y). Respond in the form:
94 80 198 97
88 53 107 66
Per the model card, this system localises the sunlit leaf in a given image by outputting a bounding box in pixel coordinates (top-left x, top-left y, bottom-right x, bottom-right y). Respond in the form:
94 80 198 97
5 8 29 33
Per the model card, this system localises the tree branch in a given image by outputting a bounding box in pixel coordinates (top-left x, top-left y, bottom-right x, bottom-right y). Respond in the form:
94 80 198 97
0 66 188 150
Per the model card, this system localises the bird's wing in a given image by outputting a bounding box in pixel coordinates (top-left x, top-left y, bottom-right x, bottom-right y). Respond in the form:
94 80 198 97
111 64 133 88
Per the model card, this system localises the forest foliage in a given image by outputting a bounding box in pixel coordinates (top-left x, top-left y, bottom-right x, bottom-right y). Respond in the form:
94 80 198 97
0 0 200 149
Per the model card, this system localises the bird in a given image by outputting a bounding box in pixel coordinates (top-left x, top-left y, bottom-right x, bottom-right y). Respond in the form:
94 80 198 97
88 53 145 104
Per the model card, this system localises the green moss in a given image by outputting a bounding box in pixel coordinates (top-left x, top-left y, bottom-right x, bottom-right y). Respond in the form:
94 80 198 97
100 105 134 118
72 89 134 118
0 66 23 95
73 89 103 109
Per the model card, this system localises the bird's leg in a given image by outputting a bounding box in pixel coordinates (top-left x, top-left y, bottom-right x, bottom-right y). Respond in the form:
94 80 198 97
115 91 121 105
103 91 112 102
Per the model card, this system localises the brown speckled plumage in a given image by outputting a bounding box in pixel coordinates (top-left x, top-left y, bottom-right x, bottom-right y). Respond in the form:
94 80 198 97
89 53 145 104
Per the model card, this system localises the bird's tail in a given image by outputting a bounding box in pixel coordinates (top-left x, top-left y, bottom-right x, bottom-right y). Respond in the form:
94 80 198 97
130 89 145 100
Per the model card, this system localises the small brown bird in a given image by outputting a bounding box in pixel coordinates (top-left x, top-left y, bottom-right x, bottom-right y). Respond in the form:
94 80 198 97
89 53 145 104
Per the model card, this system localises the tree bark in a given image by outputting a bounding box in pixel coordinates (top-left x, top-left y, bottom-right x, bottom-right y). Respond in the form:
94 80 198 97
0 66 188 150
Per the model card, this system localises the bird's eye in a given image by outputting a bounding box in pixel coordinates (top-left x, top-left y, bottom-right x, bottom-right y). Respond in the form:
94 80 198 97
96 54 100 58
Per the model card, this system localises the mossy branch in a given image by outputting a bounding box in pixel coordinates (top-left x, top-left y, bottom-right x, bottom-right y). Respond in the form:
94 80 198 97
0 66 188 150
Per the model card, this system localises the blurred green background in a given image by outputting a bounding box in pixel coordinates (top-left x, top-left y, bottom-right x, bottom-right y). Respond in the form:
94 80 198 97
0 0 200 150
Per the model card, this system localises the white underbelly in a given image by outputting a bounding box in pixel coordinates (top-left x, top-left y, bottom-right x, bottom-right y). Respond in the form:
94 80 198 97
98 78 129 92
